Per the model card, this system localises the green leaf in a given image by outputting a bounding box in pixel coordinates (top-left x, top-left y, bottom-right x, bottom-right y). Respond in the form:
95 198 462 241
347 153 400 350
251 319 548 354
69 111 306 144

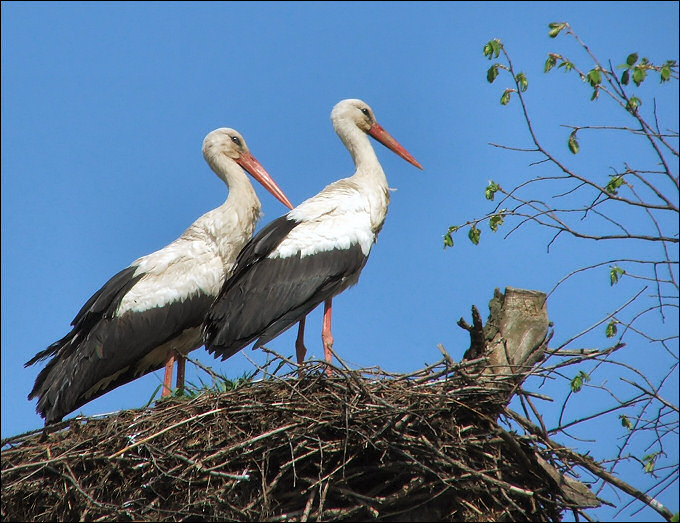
605 175 625 195
642 452 659 474
444 225 460 248
544 54 557 73
548 22 566 38
570 370 590 393
483 39 502 59
487 64 499 83
626 52 639 66
619 415 633 430
605 320 618 338
485 181 501 200
492 40 501 58
557 60 574 72
568 130 579 154
670 513 679 522
468 226 481 245
587 68 602 87
500 89 512 105
489 213 504 232
515 72 528 92
609 265 625 286
660 65 671 82
483 43 492 58
621 69 630 85
626 96 642 113
633 66 647 86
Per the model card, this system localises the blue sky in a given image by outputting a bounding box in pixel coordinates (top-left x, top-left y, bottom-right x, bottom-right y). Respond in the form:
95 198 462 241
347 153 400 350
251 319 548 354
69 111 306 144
2 2 678 520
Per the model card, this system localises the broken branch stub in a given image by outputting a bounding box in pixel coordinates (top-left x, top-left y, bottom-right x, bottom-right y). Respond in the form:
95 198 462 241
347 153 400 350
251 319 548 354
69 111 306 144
462 287 549 385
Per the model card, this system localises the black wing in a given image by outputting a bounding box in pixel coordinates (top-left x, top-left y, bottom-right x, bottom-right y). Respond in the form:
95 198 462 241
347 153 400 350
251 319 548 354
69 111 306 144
27 264 214 424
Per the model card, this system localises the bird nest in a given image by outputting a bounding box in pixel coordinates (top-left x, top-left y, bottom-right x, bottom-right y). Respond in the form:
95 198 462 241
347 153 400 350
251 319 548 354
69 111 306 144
1 352 600 522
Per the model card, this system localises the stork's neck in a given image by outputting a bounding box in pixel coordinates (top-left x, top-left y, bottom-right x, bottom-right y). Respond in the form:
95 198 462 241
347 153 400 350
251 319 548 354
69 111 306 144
207 151 260 209
223 166 260 212
338 121 388 189
198 154 261 263
331 120 391 236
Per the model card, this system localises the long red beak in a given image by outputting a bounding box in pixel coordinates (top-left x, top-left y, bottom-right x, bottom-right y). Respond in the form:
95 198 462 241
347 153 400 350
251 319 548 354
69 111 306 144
237 152 294 210
368 123 423 170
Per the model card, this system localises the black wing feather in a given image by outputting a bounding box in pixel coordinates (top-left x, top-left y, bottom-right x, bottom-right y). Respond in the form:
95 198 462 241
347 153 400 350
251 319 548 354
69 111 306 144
25 266 142 367
228 214 299 281
205 243 368 361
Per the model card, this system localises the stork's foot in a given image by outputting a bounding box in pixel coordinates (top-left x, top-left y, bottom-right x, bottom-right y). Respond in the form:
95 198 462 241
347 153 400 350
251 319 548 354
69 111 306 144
295 340 308 379
322 299 334 377
295 318 307 378
175 355 186 396
162 353 175 397
322 334 334 377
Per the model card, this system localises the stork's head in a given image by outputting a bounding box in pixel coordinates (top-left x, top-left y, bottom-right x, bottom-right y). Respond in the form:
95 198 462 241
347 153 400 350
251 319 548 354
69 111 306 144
202 128 252 162
331 99 423 170
330 99 378 134
202 128 293 210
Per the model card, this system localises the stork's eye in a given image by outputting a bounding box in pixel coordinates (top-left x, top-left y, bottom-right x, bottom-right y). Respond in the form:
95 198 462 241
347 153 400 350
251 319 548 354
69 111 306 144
360 108 370 118
231 136 242 147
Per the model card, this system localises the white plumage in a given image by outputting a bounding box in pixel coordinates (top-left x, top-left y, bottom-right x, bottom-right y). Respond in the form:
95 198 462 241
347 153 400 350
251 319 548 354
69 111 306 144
272 180 380 259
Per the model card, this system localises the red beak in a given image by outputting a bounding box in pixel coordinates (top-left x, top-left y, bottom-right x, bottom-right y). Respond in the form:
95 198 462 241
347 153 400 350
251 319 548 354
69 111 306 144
237 152 294 210
368 123 423 170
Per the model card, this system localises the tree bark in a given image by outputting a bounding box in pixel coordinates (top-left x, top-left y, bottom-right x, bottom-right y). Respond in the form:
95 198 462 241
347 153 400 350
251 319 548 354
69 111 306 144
461 287 549 382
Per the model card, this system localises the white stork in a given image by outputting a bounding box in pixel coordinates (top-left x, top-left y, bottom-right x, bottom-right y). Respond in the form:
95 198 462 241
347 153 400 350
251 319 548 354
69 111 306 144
203 99 422 373
26 128 293 424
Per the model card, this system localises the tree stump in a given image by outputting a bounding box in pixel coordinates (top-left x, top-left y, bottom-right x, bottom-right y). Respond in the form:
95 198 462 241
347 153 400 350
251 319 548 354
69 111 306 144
461 287 549 388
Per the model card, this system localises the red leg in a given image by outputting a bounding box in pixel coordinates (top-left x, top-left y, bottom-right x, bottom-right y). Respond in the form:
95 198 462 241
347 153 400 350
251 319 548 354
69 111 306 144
175 354 186 395
295 317 307 376
162 353 175 397
322 298 334 376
